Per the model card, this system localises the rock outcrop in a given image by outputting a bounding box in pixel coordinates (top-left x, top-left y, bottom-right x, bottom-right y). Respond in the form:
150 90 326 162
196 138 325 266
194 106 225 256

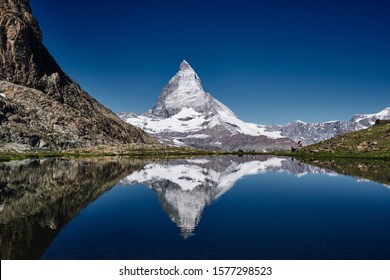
0 0 156 150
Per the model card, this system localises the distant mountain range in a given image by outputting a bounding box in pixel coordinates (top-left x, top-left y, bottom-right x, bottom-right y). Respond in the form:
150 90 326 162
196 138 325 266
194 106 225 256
120 61 389 150
268 107 390 145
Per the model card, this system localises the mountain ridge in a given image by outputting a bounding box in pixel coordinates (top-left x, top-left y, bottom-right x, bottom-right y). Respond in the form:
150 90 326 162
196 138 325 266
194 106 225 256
0 0 156 150
271 107 390 145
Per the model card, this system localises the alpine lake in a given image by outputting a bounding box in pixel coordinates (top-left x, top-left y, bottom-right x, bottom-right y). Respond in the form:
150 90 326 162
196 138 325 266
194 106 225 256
1 155 390 260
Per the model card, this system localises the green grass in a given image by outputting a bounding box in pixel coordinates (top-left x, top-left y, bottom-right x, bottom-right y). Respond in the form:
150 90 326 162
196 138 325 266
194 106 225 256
284 150 390 160
2 148 390 162
286 123 390 160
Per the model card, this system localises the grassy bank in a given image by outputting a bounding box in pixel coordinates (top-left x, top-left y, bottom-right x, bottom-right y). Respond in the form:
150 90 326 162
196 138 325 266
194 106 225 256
2 148 390 162
0 144 232 161
288 123 390 160
274 150 390 160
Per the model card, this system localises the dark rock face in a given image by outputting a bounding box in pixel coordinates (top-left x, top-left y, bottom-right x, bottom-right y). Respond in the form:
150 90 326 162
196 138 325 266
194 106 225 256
0 0 156 149
375 119 390 125
0 0 59 91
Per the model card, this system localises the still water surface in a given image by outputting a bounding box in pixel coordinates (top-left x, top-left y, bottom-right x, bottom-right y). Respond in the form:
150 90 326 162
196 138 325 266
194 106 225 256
1 156 390 259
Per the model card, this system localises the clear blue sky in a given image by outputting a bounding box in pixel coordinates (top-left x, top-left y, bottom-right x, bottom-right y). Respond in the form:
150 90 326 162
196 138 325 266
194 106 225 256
29 0 389 125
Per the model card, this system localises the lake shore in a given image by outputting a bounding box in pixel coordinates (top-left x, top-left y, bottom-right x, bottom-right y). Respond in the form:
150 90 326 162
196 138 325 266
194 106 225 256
1 143 390 162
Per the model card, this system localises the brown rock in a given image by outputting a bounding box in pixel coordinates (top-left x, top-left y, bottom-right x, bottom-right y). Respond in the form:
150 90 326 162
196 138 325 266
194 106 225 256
0 0 157 150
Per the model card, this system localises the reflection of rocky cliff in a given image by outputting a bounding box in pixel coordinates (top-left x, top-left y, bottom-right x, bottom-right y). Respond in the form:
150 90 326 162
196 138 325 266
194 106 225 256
0 158 146 259
122 156 337 238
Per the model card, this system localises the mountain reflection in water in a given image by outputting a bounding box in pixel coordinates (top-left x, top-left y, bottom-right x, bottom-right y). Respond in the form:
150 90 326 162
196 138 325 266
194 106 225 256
0 157 145 259
121 156 339 238
1 155 389 260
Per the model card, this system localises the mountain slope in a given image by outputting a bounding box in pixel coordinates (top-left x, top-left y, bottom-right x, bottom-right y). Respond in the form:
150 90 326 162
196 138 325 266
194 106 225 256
0 0 156 150
121 61 294 151
298 121 390 156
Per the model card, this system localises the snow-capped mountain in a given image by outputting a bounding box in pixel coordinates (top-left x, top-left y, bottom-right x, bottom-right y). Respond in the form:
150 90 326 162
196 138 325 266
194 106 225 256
271 107 390 145
120 60 389 148
121 156 338 238
120 61 294 151
348 107 390 131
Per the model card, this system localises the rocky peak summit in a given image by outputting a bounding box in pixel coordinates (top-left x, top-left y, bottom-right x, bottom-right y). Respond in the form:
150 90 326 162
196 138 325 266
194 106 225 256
171 60 203 93
179 60 193 71
145 60 209 118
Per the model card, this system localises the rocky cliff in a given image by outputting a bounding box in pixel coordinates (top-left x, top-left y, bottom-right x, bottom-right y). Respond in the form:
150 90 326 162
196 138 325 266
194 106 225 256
0 0 156 150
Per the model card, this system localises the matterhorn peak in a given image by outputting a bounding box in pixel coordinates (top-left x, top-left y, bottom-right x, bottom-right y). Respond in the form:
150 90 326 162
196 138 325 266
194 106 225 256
180 60 193 71
123 60 296 151
145 60 206 118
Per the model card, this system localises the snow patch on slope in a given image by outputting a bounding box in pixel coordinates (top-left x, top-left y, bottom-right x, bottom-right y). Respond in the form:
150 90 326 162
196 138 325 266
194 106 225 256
125 106 284 139
127 107 206 134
